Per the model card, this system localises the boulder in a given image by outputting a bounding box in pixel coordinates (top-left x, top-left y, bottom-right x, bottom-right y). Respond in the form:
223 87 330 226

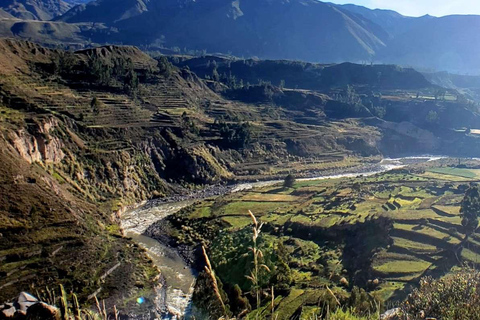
26 303 60 320
381 308 403 320
1 306 16 318
16 293 38 313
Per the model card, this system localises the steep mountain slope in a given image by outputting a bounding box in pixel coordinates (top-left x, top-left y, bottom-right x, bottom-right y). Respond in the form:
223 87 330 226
0 19 116 48
334 3 435 38
57 0 149 24
380 15 480 74
0 7 14 18
0 0 72 20
0 40 164 310
58 0 387 63
63 0 91 4
0 0 476 73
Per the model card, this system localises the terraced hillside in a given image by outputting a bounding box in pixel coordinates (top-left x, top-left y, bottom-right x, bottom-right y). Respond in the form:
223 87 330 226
0 38 406 308
146 159 480 319
1 37 480 315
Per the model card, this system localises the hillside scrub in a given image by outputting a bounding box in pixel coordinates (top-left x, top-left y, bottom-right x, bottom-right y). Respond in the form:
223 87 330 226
402 267 480 320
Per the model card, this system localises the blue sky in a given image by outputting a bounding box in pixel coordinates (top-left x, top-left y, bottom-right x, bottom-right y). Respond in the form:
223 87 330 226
328 0 480 17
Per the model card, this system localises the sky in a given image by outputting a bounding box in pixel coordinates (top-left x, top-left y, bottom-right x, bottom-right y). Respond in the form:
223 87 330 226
328 0 480 17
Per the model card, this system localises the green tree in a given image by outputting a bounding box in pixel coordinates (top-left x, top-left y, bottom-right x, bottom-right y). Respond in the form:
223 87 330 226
53 51 76 76
461 184 480 236
218 121 252 149
270 242 293 293
283 174 296 188
348 287 377 316
192 271 232 319
123 68 139 95
229 284 251 316
157 56 173 77
426 110 439 124
212 67 220 82
91 97 102 114
87 54 112 85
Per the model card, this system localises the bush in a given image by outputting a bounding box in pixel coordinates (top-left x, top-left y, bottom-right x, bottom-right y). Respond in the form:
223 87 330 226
402 267 480 320
284 174 296 188
216 120 252 149
329 309 375 320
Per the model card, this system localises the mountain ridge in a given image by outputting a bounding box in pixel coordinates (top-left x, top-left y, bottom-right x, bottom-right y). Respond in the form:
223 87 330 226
0 0 72 20
0 0 479 73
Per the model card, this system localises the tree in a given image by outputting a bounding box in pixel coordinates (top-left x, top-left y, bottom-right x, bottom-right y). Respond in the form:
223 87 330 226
192 271 232 319
91 97 102 114
270 242 293 293
426 110 439 124
229 284 251 316
461 184 480 236
87 54 112 85
217 120 252 149
157 56 173 77
123 69 139 95
212 67 220 82
53 51 76 76
283 174 296 188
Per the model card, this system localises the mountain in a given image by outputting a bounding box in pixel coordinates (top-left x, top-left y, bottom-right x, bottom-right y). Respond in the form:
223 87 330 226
1 0 480 73
333 3 435 38
0 7 14 18
380 15 480 74
50 0 480 74
0 0 72 20
58 0 387 63
176 56 431 90
63 0 91 4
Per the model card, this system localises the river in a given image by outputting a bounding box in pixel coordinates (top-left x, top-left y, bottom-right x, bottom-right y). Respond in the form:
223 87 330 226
120 156 444 319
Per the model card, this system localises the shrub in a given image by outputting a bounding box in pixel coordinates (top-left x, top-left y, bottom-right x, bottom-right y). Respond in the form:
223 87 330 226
283 174 296 188
329 309 374 320
461 184 480 236
402 267 480 320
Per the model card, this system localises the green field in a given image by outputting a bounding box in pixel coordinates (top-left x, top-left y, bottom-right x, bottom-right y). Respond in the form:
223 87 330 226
426 167 480 179
163 165 480 318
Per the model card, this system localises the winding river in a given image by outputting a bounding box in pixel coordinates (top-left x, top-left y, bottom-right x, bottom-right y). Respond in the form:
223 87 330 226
120 156 444 318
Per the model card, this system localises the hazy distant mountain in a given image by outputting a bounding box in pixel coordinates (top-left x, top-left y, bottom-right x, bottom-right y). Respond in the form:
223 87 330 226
381 15 480 74
1 0 480 73
0 7 14 18
63 0 92 4
58 0 387 63
333 3 435 38
56 0 149 24
0 0 72 20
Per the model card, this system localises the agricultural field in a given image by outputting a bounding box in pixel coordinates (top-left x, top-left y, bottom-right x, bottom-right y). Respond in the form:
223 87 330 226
153 164 480 319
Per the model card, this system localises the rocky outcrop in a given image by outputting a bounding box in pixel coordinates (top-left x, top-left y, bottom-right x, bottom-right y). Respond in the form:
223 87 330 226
0 292 59 320
7 117 65 164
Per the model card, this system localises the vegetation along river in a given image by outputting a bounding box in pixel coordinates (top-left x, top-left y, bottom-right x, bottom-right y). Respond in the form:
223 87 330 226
120 156 444 318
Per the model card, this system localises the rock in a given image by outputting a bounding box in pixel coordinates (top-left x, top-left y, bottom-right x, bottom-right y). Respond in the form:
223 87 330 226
1 306 16 318
381 308 403 320
17 293 38 304
26 303 60 320
16 293 38 313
